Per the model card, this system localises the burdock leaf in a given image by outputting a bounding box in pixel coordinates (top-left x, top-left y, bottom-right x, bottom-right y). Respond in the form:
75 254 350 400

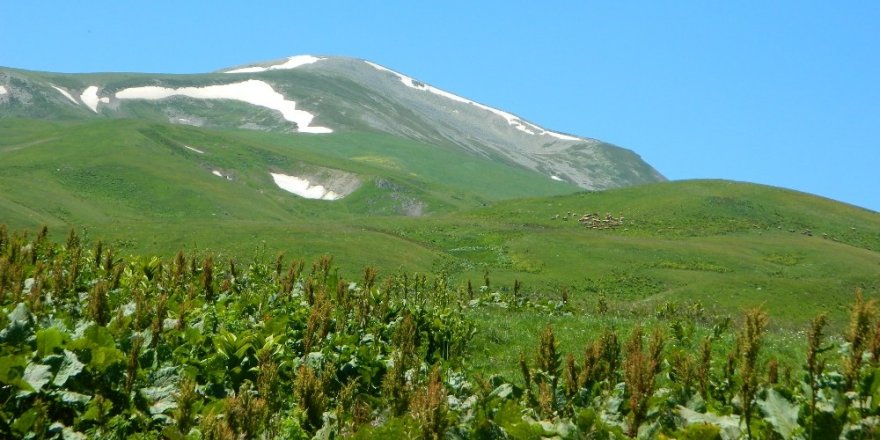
0 355 27 387
1 303 32 343
20 363 52 396
53 350 85 386
140 366 179 416
677 406 742 440
757 388 802 440
37 327 68 357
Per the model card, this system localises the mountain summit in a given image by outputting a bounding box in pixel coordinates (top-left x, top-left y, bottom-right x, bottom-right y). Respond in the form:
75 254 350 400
0 55 663 192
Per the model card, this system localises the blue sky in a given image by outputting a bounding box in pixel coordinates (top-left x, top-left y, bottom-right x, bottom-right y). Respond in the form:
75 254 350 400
3 1 878 211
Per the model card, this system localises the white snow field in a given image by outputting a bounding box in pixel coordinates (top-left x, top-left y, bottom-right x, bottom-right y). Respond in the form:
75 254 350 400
51 85 78 104
212 170 223 177
269 172 342 200
115 80 332 134
365 61 580 141
0 85 7 95
224 55 324 73
80 86 102 112
551 175 564 182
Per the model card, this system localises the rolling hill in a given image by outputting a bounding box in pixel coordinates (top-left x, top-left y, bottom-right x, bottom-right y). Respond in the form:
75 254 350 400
1 56 878 330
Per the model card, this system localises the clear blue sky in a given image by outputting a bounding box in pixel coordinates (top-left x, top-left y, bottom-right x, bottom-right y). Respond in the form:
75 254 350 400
3 1 878 211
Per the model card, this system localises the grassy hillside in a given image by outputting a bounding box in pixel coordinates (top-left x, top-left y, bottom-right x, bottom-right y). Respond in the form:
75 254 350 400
3 118 879 370
2 123 877 328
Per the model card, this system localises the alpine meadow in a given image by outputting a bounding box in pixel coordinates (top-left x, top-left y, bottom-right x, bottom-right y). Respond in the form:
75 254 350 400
1 55 879 439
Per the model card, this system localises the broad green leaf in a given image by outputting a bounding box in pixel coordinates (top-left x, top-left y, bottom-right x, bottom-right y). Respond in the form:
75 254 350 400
0 354 27 387
81 395 114 422
676 406 741 440
37 327 67 357
496 401 541 439
757 389 802 440
71 325 124 371
89 346 125 371
8 302 30 325
12 407 39 435
20 363 52 396
0 303 32 343
80 325 117 348
53 350 85 386
140 366 179 416
62 427 87 440
489 383 515 400
869 368 880 412
54 390 91 405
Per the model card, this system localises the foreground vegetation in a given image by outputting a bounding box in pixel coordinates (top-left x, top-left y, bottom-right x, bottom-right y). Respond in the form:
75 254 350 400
3 225 880 439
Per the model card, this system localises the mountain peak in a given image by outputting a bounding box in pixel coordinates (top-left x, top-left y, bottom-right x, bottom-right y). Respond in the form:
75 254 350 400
0 56 664 190
222 54 326 73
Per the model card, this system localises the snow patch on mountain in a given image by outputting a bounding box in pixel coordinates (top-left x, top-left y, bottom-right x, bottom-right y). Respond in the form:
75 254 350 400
51 85 78 104
270 173 342 200
551 175 563 182
212 170 223 177
365 61 580 141
0 85 6 95
225 55 324 73
80 86 102 112
114 80 332 134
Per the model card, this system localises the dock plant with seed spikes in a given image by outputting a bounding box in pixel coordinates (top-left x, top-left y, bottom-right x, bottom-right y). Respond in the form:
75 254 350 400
806 312 828 440
295 364 327 433
844 289 874 392
698 336 713 401
88 280 110 326
737 307 768 439
536 325 561 394
411 366 449 440
623 326 664 438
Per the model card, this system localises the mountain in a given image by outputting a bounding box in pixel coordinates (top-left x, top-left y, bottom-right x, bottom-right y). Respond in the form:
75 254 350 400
0 55 663 194
6 55 877 328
